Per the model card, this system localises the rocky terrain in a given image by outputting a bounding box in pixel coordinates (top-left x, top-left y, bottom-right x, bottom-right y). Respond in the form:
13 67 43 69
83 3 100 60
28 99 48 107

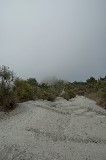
0 96 106 160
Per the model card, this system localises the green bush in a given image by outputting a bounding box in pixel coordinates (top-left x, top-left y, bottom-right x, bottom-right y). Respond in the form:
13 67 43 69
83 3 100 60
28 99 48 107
43 92 56 101
0 65 105 110
0 66 17 110
14 78 37 102
0 92 18 111
36 86 57 101
62 91 76 100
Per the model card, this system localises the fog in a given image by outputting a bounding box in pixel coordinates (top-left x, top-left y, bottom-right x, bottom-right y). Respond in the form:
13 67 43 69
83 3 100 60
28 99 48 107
0 0 105 82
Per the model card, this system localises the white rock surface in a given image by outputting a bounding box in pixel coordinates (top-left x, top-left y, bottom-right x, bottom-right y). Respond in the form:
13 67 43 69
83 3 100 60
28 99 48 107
0 96 106 160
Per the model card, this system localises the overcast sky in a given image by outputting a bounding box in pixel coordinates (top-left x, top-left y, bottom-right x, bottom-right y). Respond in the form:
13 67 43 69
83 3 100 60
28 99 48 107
0 0 106 82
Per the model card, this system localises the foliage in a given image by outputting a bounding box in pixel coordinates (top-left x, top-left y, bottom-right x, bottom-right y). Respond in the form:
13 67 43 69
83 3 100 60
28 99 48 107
61 91 76 100
86 77 97 83
0 65 105 110
14 78 38 102
37 85 58 101
27 78 38 86
0 66 17 110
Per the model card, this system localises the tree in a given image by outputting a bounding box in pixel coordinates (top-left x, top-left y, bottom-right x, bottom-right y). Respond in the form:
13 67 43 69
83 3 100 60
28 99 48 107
27 78 38 86
86 77 97 83
14 78 37 102
0 66 17 110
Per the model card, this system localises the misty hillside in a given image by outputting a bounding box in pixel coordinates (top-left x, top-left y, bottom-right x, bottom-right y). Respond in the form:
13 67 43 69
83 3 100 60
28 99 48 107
0 0 105 159
0 66 106 111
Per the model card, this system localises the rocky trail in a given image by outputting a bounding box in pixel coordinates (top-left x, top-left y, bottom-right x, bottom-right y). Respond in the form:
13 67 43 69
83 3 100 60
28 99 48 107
0 96 106 160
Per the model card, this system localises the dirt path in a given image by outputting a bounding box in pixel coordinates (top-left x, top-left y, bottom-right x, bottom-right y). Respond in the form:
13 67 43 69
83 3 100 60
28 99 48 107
0 96 106 160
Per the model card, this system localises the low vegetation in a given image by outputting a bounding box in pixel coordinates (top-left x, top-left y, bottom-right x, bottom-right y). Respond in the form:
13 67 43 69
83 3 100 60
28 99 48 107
0 65 106 111
0 66 17 111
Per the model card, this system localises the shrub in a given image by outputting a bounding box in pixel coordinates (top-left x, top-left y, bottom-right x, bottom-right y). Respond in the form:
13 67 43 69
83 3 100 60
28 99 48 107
0 92 18 111
14 78 37 102
43 92 56 101
36 86 57 101
0 66 17 110
86 77 97 84
62 91 76 100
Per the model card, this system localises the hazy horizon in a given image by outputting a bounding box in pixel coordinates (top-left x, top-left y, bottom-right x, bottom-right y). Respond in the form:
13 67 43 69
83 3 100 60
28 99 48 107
0 0 106 82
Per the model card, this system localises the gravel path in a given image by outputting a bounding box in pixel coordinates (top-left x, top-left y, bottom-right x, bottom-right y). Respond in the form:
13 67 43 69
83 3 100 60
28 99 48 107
0 96 106 160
